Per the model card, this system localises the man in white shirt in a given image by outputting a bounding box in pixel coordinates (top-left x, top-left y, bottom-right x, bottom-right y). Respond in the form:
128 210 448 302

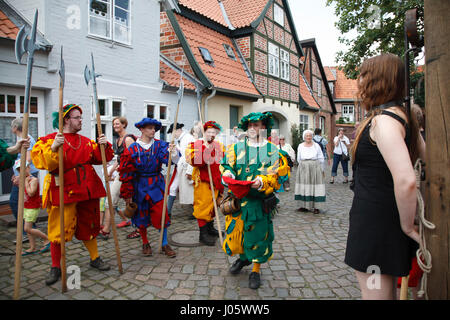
167 123 195 217
330 128 350 183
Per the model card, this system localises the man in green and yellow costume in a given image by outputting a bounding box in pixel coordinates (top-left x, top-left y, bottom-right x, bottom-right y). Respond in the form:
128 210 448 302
220 112 289 289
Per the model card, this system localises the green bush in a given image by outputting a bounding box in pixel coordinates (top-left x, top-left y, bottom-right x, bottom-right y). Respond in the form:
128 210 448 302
291 124 302 152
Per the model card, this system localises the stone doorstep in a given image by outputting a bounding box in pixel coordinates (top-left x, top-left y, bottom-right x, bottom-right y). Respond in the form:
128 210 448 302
0 210 48 227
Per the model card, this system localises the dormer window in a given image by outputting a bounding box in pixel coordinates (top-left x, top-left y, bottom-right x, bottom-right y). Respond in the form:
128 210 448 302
199 47 214 66
223 44 236 60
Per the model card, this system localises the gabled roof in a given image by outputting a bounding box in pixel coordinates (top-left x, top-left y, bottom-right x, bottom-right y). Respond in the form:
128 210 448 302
178 0 227 27
159 59 198 92
329 66 358 101
0 9 18 39
222 0 269 29
299 70 320 110
324 66 336 82
0 0 52 49
300 38 336 113
167 11 261 100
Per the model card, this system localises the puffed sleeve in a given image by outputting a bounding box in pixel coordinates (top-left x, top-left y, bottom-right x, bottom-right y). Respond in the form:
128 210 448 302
118 145 137 199
31 136 59 172
219 143 237 180
90 140 114 165
256 149 290 195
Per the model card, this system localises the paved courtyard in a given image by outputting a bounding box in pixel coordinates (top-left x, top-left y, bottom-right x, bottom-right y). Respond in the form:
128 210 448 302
0 166 361 300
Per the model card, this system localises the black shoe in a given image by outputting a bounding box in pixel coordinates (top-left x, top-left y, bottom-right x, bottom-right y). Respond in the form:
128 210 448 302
206 221 224 238
199 225 216 246
229 258 251 275
89 257 110 271
249 272 261 290
45 267 61 286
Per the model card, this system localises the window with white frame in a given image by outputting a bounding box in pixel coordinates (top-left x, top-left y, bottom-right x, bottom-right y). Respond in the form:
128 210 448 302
268 42 279 77
280 49 290 81
274 3 284 26
299 114 309 140
320 116 325 134
342 104 355 123
92 97 126 150
328 81 334 95
0 91 44 201
317 79 322 97
89 0 131 45
145 102 170 141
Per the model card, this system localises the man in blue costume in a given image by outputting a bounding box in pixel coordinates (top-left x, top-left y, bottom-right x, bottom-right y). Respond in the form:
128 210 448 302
119 118 179 257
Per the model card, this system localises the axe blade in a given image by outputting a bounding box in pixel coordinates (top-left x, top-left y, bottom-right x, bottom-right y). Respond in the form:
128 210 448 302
59 46 65 87
14 26 28 64
84 65 91 86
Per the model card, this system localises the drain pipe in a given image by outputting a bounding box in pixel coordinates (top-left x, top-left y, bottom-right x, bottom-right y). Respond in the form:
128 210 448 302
204 88 216 121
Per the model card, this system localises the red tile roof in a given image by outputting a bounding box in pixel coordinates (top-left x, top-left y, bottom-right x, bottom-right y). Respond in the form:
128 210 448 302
0 9 19 40
175 13 260 97
222 0 268 28
299 73 319 109
178 0 227 26
160 60 197 91
331 67 358 100
178 0 268 29
324 66 336 81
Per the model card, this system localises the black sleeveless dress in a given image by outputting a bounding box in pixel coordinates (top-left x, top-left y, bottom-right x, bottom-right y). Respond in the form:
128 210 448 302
345 110 417 277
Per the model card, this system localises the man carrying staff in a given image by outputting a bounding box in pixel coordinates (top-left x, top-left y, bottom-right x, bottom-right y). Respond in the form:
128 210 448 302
31 104 113 286
186 121 225 246
220 112 289 289
119 118 178 257
167 123 195 217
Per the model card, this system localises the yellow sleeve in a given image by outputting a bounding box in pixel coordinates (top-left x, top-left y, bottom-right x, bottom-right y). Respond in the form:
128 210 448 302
31 137 59 172
256 151 290 195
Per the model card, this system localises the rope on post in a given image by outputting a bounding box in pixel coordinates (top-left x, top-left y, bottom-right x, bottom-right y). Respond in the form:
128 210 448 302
414 159 435 299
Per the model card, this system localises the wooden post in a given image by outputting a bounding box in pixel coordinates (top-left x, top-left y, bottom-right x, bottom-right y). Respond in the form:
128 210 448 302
424 0 450 300
58 79 67 293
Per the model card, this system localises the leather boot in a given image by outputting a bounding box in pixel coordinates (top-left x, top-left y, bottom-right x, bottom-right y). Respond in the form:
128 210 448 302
89 257 110 271
229 258 251 275
45 267 61 286
206 221 224 238
199 225 216 246
249 272 261 289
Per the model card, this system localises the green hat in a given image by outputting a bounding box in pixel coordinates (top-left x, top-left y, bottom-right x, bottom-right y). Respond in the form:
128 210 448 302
238 112 274 136
52 104 82 129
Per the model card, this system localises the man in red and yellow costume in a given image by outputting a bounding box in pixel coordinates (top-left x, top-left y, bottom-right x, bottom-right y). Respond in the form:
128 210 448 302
186 121 225 246
31 104 114 286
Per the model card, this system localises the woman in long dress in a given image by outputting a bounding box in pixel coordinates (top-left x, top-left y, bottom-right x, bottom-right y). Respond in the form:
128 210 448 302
294 130 326 214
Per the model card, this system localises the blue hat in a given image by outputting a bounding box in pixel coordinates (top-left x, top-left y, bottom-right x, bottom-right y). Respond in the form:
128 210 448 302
135 118 162 131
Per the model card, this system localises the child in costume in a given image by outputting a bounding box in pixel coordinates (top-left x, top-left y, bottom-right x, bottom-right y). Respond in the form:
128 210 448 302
220 112 289 289
185 121 225 246
17 161 50 255
119 118 179 257
31 104 113 285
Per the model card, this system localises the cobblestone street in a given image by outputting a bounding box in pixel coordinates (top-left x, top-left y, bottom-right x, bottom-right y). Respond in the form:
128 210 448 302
0 166 360 300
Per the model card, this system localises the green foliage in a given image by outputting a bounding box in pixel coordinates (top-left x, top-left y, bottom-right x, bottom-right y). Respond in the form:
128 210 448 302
326 0 424 79
411 71 425 108
291 124 302 152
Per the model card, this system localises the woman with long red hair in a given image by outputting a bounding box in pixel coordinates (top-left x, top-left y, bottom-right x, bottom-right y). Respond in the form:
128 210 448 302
344 53 426 299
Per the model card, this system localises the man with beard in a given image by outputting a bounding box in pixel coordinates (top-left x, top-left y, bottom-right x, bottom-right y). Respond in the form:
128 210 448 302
31 104 113 285
186 121 225 246
220 112 289 289
119 118 179 257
